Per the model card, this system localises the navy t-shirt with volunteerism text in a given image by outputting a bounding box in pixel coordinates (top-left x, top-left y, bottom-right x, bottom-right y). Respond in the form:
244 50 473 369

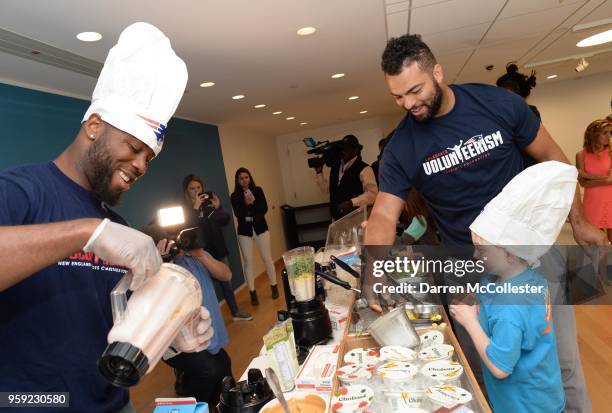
380 83 541 245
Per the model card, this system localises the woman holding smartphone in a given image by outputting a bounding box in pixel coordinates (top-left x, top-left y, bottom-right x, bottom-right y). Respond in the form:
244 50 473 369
230 167 278 305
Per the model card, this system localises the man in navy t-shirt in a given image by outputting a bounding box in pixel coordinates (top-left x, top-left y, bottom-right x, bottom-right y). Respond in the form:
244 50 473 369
0 23 212 413
364 34 599 412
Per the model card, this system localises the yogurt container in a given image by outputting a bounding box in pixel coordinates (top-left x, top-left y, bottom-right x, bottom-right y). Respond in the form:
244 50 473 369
425 385 473 408
421 360 464 383
331 385 374 413
336 363 372 385
380 345 417 362
343 348 380 367
376 361 419 387
419 330 444 348
418 344 454 361
384 389 426 411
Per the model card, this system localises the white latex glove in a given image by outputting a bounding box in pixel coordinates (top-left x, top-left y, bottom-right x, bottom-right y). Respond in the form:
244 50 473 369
83 218 162 290
172 307 214 353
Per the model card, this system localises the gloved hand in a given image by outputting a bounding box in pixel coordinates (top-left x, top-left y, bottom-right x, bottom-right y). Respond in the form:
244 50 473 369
172 307 214 353
83 218 162 290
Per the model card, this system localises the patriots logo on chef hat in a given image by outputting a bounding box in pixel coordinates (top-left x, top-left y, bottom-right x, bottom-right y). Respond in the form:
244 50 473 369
138 115 167 145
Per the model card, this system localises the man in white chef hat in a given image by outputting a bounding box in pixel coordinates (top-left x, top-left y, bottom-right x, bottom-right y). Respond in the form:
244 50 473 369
0 23 212 413
450 161 579 413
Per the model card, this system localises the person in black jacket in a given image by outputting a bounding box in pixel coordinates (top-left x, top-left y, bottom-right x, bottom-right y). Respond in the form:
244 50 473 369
183 174 252 321
230 168 278 305
315 134 378 219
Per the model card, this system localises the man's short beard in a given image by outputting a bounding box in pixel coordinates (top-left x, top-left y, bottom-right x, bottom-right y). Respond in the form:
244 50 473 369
82 135 123 206
414 80 443 122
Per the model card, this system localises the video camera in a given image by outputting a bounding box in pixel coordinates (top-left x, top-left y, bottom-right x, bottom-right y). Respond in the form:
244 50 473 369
162 227 205 262
303 137 344 169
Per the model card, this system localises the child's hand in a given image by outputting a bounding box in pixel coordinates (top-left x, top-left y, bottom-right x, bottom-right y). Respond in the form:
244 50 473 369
449 303 480 327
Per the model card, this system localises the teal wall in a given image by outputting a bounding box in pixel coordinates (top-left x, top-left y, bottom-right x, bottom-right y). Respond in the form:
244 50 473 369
0 82 246 295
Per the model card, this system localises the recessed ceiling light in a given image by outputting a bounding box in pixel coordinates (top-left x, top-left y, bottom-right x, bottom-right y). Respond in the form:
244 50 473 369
286 116 295 120
360 110 368 114
300 122 308 125
254 104 266 108
297 27 316 36
547 74 558 79
331 73 345 79
577 29 612 47
76 31 102 42
200 82 215 87
232 95 245 100
348 96 359 100
273 111 282 115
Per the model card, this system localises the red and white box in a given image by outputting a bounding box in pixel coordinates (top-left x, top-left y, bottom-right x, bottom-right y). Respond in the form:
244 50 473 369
295 344 341 393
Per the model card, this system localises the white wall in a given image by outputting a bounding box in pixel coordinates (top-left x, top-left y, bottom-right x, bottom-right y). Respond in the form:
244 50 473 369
529 71 612 162
218 124 287 278
275 113 403 207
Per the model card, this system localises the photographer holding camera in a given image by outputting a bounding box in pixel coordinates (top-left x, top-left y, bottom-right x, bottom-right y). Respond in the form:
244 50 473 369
314 134 378 219
183 174 252 321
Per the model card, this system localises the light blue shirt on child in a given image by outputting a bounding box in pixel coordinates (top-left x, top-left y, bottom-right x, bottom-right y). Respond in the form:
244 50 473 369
477 268 565 413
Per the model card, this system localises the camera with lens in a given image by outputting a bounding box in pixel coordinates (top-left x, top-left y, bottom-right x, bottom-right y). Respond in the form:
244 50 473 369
162 226 205 262
199 191 214 207
303 137 344 169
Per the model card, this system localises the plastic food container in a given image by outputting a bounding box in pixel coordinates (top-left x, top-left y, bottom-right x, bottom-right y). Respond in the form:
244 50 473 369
425 385 473 409
343 348 380 367
336 363 372 386
260 391 328 413
421 360 464 383
384 389 427 411
331 385 374 413
418 330 445 348
418 344 454 362
368 306 420 348
376 361 419 388
380 346 417 362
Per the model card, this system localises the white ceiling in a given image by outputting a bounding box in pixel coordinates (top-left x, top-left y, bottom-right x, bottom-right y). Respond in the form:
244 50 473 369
0 0 610 136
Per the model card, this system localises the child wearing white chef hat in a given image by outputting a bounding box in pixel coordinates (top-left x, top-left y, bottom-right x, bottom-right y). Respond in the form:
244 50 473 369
450 161 577 413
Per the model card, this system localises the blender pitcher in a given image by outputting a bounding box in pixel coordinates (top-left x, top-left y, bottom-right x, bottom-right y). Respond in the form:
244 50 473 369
282 246 315 302
98 263 202 387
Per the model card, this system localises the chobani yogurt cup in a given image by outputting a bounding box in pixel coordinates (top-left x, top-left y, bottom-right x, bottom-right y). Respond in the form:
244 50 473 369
343 348 380 367
336 363 372 385
419 330 444 347
380 345 417 362
421 360 464 383
384 389 426 410
418 344 454 361
376 361 418 387
331 385 374 413
425 385 472 408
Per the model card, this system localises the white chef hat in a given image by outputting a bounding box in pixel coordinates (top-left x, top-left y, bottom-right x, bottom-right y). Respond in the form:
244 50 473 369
469 161 577 265
82 22 187 156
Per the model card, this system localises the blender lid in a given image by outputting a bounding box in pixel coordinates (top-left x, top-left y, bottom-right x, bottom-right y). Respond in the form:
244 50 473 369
98 341 149 387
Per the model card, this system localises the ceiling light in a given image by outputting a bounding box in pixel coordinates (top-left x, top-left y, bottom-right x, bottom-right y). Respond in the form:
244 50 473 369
331 73 345 79
297 27 316 36
76 31 102 42
575 57 589 73
273 111 282 115
546 74 558 79
232 95 245 100
254 104 266 108
200 82 215 87
577 29 612 47
360 110 368 114
286 116 295 120
300 122 308 125
348 96 359 100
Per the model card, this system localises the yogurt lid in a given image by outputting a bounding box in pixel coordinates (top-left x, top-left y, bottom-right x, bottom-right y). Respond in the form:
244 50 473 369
332 385 374 412
343 348 380 366
425 385 473 408
380 345 417 362
418 344 454 361
419 330 444 347
336 363 372 382
383 390 426 408
376 361 418 380
421 360 464 382
394 409 430 413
